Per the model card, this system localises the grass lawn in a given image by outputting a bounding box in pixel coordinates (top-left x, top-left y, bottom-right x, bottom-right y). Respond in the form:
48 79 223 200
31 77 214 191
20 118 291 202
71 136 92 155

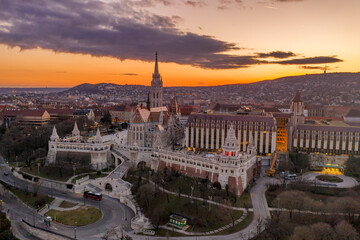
215 211 253 235
316 175 343 183
189 209 243 233
10 188 54 209
46 206 102 226
71 173 108 184
155 228 187 237
59 201 78 209
21 166 93 182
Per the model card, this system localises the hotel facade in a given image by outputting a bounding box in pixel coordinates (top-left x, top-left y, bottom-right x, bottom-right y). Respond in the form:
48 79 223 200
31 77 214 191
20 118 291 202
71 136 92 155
184 113 277 155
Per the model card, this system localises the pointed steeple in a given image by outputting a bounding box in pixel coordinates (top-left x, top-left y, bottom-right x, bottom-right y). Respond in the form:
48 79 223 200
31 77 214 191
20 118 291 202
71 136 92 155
50 125 59 141
150 51 163 108
170 96 179 114
72 121 80 137
292 91 302 102
152 51 161 80
154 51 159 74
94 128 103 143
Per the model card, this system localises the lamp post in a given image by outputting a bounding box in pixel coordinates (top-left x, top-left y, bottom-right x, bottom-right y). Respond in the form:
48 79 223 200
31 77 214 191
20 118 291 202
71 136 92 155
73 166 76 177
190 186 194 203
37 163 40 176
74 213 77 239
33 208 35 226
124 201 127 221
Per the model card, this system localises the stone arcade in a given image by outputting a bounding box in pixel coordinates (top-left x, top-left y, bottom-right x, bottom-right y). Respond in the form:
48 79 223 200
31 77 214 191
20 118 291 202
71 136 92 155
46 122 113 170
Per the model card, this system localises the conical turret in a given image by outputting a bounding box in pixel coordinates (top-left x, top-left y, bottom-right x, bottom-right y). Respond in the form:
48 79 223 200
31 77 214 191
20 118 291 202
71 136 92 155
72 122 80 137
50 125 59 141
94 128 103 143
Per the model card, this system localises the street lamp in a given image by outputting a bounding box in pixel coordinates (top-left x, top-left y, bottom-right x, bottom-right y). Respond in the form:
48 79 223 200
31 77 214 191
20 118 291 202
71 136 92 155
73 166 76 177
124 201 127 221
74 214 77 239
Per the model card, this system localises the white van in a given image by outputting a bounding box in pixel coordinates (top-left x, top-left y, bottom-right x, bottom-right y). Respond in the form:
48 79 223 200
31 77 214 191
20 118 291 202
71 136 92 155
285 174 297 180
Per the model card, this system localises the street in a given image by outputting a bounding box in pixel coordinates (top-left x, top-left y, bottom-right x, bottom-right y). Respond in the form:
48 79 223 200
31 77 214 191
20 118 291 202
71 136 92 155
0 157 135 240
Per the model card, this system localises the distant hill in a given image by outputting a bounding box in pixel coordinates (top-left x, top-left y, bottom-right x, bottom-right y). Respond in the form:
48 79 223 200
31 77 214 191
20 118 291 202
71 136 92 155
61 83 148 95
61 72 360 105
0 88 67 94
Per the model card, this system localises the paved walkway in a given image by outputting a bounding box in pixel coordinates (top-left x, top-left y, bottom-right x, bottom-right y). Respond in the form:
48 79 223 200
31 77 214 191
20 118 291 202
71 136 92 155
159 211 248 236
269 207 360 217
39 197 81 215
301 172 359 188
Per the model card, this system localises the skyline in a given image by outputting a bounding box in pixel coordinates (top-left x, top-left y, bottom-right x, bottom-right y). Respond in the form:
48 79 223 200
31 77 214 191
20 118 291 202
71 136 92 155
0 0 359 87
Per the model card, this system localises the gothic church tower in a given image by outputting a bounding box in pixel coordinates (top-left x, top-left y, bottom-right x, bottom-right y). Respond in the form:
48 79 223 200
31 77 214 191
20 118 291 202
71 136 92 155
150 52 163 108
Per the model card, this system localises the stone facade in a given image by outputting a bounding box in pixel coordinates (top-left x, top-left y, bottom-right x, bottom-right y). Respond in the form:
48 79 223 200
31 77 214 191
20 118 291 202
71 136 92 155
151 125 258 196
184 113 277 155
46 124 113 170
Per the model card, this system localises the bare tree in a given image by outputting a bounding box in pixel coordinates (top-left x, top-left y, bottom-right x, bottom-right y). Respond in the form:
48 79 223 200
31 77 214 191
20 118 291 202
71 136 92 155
335 220 359 240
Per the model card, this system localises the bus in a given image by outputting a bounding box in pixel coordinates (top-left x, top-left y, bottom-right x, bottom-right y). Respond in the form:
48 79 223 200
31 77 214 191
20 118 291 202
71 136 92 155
83 191 102 201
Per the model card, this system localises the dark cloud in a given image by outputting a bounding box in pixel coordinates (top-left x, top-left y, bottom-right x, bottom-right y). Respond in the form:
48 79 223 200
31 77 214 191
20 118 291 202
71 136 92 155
218 0 243 10
257 51 297 59
121 73 138 76
0 0 341 70
184 1 206 7
275 56 343 65
107 73 138 76
299 65 338 70
299 66 324 70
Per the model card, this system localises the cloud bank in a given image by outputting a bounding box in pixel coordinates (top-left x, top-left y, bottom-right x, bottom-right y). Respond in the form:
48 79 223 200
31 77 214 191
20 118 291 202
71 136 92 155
0 0 341 69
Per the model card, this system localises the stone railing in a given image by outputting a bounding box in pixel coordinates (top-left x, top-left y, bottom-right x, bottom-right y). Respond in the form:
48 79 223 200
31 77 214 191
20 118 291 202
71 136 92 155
75 175 89 185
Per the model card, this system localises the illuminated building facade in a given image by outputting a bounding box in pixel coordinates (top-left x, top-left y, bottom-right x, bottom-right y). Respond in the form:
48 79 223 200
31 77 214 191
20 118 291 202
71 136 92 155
184 113 277 155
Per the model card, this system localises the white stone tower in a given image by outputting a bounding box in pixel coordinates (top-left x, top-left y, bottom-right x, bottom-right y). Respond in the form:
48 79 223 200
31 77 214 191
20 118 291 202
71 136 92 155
150 52 163 108
47 126 59 164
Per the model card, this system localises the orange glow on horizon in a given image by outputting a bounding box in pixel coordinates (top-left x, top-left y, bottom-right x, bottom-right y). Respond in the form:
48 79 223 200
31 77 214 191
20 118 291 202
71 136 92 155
0 45 337 88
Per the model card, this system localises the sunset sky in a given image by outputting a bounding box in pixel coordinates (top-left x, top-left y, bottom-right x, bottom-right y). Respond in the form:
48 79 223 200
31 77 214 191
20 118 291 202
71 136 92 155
0 0 359 87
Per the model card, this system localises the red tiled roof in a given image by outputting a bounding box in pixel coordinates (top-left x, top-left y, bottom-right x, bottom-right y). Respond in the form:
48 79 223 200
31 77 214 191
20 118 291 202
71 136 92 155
45 108 74 115
19 109 48 117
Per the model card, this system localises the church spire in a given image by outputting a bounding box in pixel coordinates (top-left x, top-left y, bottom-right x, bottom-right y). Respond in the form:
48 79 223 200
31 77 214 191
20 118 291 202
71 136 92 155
154 51 159 74
152 51 160 79
150 51 163 108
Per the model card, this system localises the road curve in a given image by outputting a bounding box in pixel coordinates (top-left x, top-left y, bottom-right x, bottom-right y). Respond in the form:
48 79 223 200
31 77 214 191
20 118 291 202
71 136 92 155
0 158 134 240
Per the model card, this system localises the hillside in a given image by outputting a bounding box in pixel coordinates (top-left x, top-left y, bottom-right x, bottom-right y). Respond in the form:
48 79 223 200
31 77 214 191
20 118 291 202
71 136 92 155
61 72 360 105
